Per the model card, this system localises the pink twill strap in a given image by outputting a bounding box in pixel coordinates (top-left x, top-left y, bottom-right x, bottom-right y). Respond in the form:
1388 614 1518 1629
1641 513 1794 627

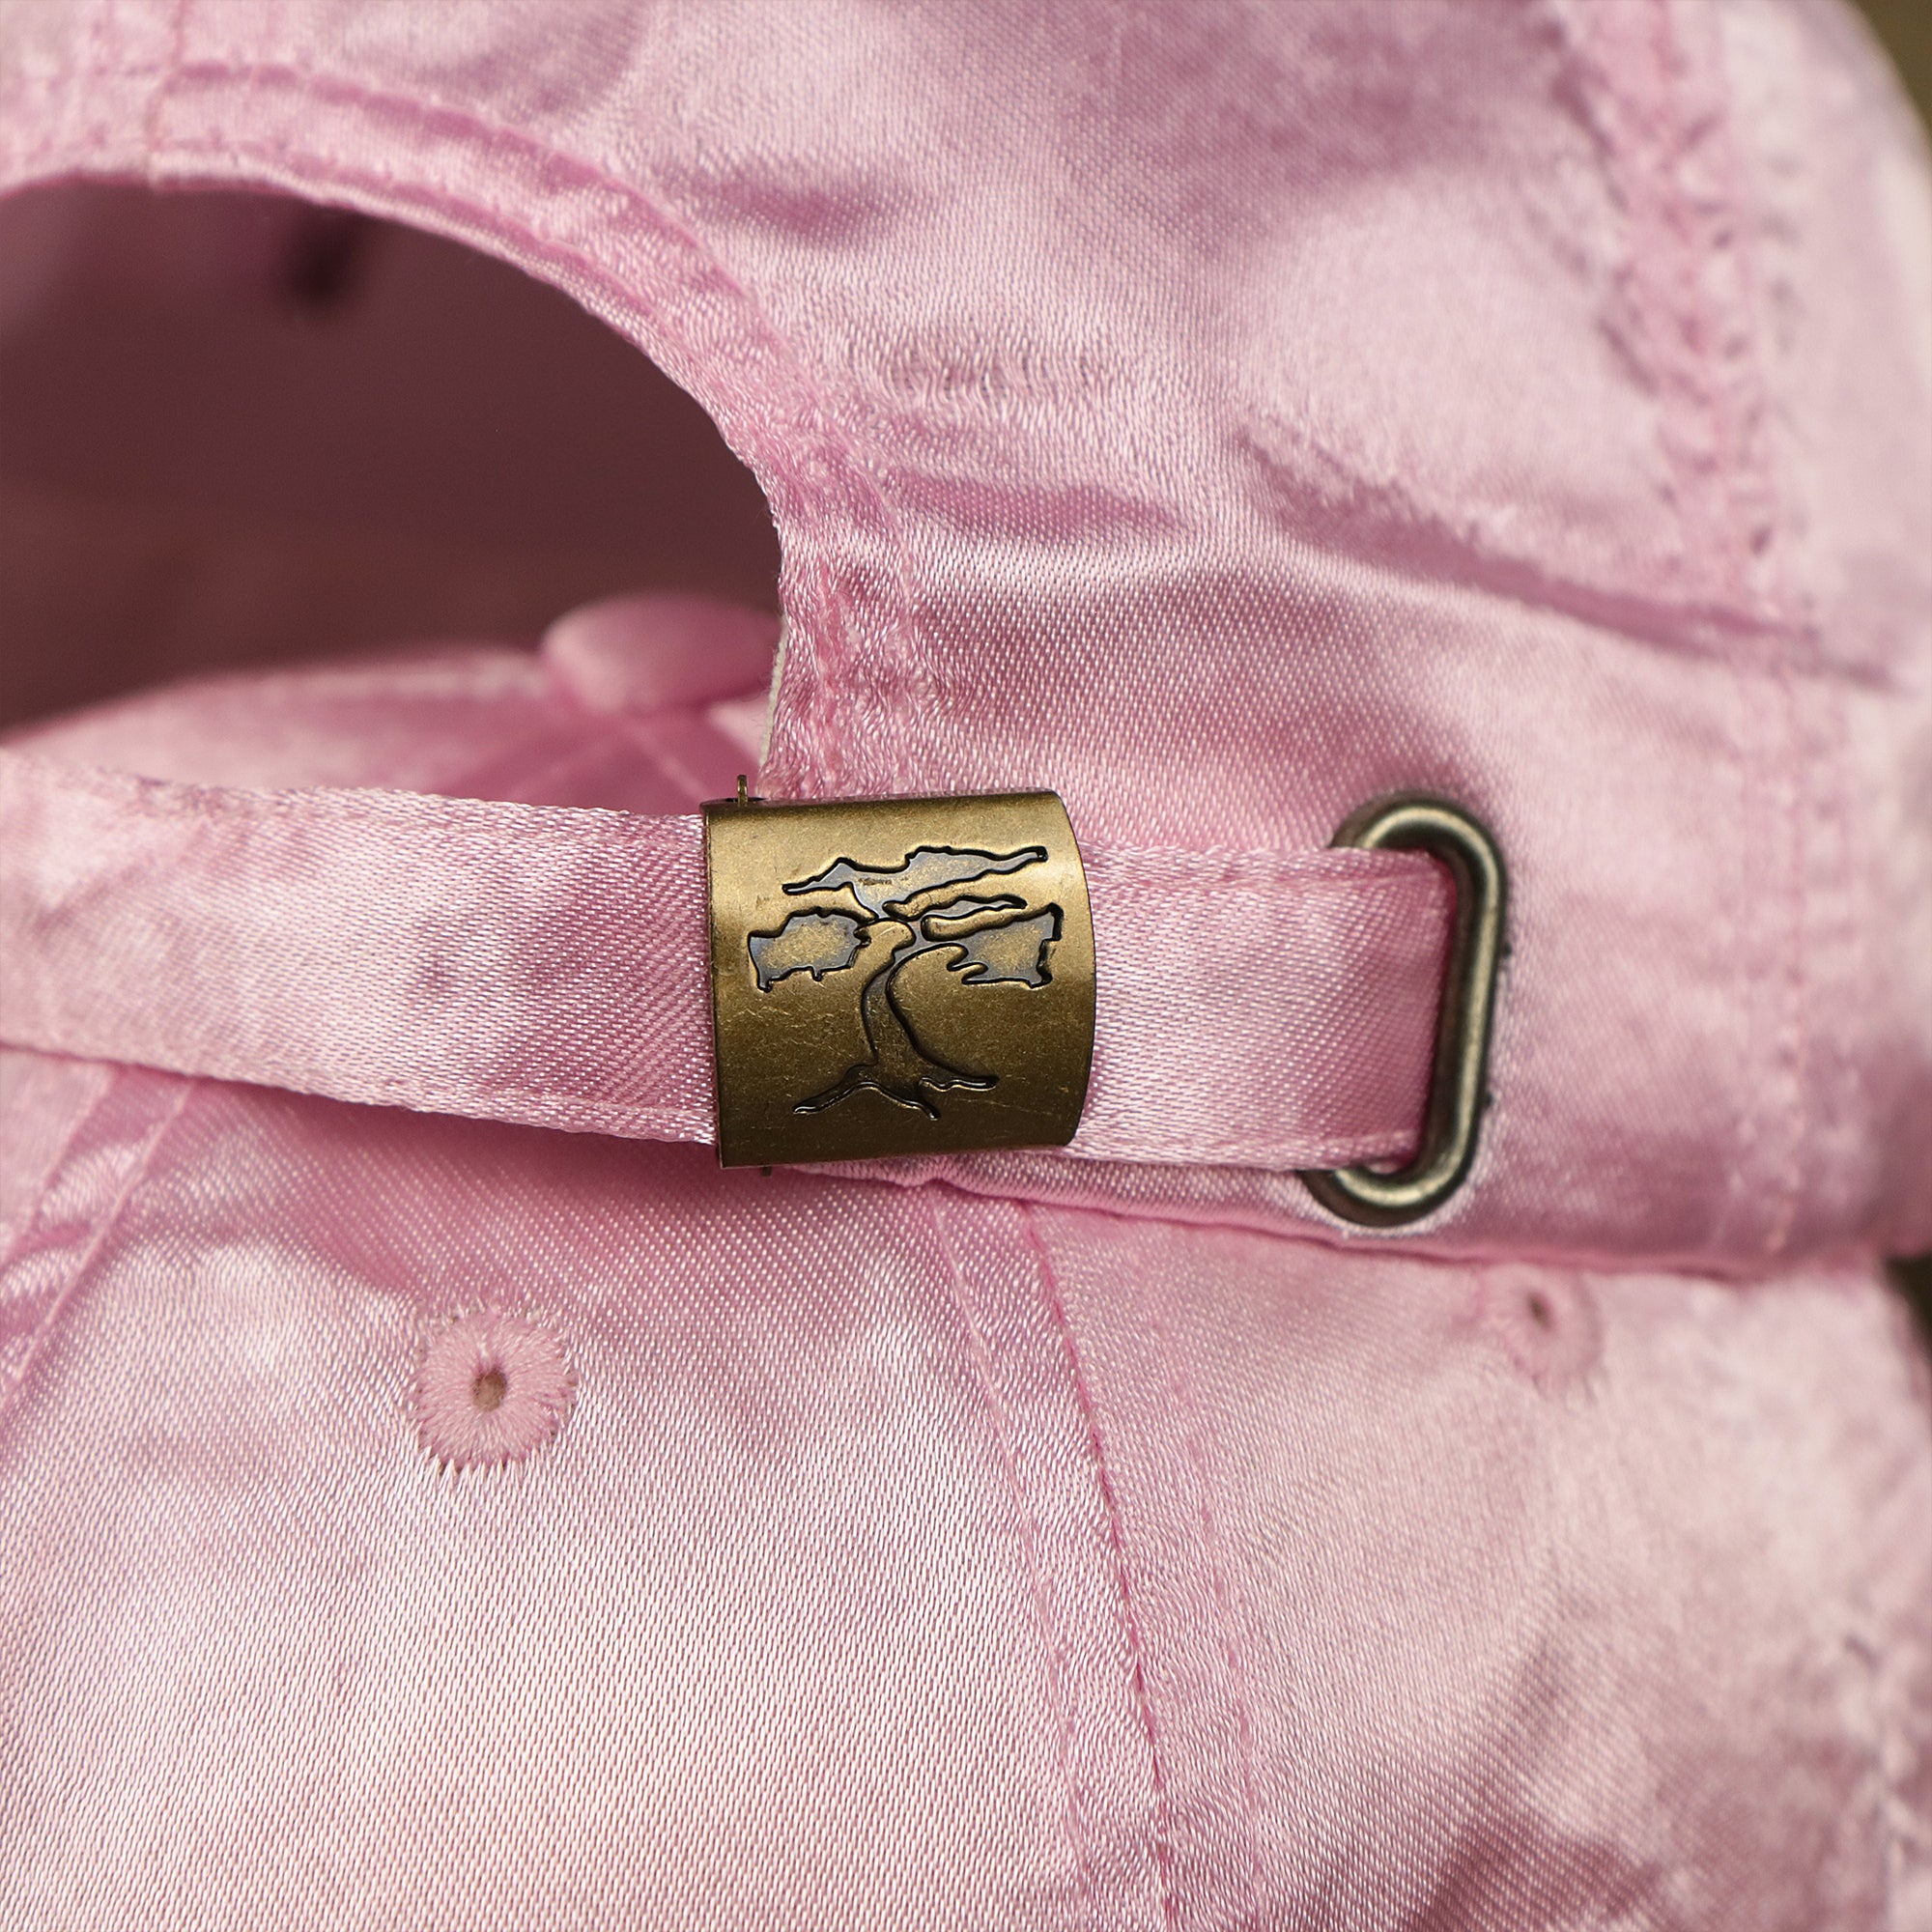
0 753 1450 1172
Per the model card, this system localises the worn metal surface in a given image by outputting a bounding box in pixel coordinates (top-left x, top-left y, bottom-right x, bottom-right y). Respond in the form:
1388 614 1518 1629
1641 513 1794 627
1300 797 1508 1228
704 789 1094 1167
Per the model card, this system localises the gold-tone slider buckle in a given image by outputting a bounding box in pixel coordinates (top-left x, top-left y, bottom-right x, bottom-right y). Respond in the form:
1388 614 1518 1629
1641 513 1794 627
703 785 1096 1167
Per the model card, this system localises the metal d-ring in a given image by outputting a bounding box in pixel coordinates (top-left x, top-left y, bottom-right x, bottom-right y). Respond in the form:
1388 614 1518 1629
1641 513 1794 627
1300 795 1507 1227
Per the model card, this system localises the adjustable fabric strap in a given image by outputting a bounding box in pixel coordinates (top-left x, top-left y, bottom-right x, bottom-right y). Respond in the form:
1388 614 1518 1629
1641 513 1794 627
0 753 1450 1173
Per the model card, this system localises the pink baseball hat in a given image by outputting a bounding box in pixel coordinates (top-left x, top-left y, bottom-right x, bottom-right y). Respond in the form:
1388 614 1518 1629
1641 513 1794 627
2 2 1928 1924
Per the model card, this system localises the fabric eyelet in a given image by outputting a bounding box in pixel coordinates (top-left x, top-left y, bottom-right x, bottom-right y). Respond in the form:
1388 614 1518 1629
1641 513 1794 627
415 1310 575 1469
1477 1266 1603 1393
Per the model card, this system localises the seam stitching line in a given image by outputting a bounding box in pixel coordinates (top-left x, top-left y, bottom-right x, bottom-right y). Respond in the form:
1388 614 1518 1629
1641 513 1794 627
1024 1200 1179 1929
923 1191 1098 1918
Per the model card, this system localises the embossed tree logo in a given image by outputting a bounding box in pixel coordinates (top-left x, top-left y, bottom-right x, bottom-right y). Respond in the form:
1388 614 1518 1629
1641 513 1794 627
748 845 1063 1118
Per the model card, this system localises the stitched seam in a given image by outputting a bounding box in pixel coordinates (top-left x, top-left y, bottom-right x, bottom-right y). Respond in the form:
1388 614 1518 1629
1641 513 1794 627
33 1067 714 1141
0 51 928 791
1651 0 1766 1260
0 1062 119 1280
1024 1202 1179 1929
139 0 189 166
923 1193 1097 1919
1584 0 1780 1258
1692 17 1890 1905
1691 11 1811 1258
3 758 704 851
1138 1277 1266 1908
1649 0 1809 1256
0 1079 194 1440
1068 1127 1410 1171
176 51 927 793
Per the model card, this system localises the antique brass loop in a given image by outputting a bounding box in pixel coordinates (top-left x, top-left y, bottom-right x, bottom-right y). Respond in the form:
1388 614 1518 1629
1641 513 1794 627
704 788 1095 1168
1300 796 1507 1227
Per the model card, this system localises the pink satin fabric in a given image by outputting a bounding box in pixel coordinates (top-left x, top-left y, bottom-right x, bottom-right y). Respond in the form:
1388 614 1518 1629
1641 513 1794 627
4 1054 1927 1931
0 746 1450 1170
1 0 1920 1267
2 2 1930 1928
3 625 1928 1931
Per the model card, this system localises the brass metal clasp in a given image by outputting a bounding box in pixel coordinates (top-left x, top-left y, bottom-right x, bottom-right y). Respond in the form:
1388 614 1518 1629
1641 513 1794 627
1300 795 1508 1227
703 788 1095 1167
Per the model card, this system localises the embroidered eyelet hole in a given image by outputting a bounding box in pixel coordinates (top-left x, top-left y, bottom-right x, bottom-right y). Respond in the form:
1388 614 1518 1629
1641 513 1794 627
1478 1267 1602 1393
416 1312 574 1469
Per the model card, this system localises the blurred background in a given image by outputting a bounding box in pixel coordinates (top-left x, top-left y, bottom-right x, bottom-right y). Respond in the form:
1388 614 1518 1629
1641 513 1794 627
1856 0 1928 122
